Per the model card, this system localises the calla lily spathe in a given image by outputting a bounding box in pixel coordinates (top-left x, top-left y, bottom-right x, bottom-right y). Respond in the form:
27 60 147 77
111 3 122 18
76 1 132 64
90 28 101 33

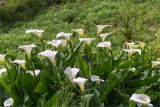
26 70 41 76
96 25 111 35
47 39 67 48
151 61 160 68
64 67 79 80
25 29 44 38
138 41 145 49
96 41 111 49
122 49 141 57
38 50 57 64
99 32 114 41
0 54 6 64
13 59 26 69
4 98 14 107
122 49 142 54
91 75 104 84
125 41 145 49
125 42 135 49
73 77 87 92
79 38 95 45
56 32 72 41
134 41 145 49
0 68 7 75
71 29 84 37
130 93 153 107
19 44 36 57
129 68 136 72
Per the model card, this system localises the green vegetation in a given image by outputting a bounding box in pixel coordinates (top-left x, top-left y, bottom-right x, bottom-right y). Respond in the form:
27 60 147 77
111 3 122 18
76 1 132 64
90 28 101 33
0 0 160 55
0 0 65 22
0 26 159 106
0 0 160 106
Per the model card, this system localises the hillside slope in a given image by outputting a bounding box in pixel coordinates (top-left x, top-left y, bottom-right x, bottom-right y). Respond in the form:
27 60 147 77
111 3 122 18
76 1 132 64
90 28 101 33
0 0 160 56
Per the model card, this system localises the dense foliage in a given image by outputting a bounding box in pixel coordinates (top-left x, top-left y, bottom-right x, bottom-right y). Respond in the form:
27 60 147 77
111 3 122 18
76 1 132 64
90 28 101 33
0 0 66 23
0 0 160 106
0 26 159 107
0 0 160 56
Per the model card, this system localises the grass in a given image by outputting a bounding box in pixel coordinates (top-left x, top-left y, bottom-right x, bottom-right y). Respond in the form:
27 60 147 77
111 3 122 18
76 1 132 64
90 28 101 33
0 0 160 56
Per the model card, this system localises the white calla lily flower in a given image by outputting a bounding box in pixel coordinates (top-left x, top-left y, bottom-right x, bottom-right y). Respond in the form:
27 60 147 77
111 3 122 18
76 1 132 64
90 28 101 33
99 32 114 41
13 59 26 69
130 93 153 107
135 41 145 49
73 77 87 92
125 41 145 49
56 32 72 41
64 67 79 80
4 98 14 107
26 70 41 76
47 39 67 48
25 29 44 38
19 44 36 57
122 49 141 57
0 54 6 64
38 50 57 64
79 38 95 45
151 61 160 68
96 41 111 49
96 25 111 35
122 49 142 54
129 68 136 72
125 42 135 49
91 75 104 84
0 68 7 75
71 29 84 37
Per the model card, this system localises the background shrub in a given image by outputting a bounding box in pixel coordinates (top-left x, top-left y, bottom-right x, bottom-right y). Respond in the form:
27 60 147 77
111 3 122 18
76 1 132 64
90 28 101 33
0 0 66 23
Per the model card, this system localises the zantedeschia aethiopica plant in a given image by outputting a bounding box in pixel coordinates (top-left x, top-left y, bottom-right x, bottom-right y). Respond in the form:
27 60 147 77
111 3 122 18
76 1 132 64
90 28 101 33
130 93 153 107
25 29 44 39
38 50 57 64
13 59 26 69
73 77 88 92
79 38 96 45
56 32 72 41
91 75 104 84
96 41 111 49
47 39 67 49
26 70 41 76
0 24 158 107
0 68 7 75
4 98 14 107
19 44 36 58
0 54 6 64
98 32 114 42
96 25 111 35
64 67 79 80
71 29 84 37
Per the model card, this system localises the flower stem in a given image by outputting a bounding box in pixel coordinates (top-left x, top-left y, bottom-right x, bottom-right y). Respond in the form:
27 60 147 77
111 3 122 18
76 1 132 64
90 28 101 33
40 39 45 50
30 58 36 77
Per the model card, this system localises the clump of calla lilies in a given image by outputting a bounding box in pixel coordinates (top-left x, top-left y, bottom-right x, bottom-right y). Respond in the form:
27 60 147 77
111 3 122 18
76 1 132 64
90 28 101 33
0 24 157 107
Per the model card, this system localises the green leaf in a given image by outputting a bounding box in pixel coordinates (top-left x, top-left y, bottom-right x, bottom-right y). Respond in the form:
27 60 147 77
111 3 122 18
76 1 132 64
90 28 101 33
129 100 136 107
65 42 82 67
100 69 129 101
125 75 159 87
77 54 90 79
90 89 104 107
21 74 36 95
80 94 93 107
94 57 113 77
118 60 132 69
35 76 48 94
0 75 19 105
